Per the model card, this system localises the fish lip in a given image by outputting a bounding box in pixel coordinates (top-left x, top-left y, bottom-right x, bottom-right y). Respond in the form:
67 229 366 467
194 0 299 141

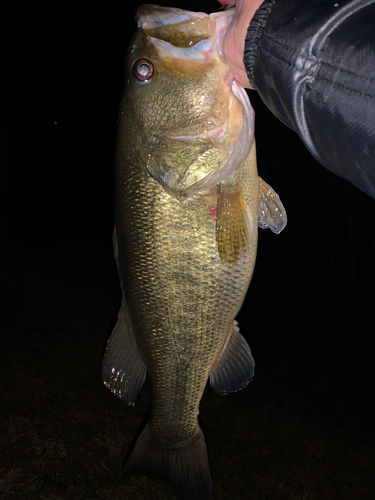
137 6 210 31
137 5 235 34
210 8 235 63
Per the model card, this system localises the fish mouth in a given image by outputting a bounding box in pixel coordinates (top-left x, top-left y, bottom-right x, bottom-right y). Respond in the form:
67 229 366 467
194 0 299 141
136 5 254 200
137 4 232 53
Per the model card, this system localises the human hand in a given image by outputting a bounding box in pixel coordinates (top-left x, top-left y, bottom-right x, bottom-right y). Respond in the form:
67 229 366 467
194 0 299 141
218 0 264 88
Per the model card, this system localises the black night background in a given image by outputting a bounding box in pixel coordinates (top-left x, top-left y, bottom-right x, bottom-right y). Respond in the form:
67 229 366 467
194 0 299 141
1 1 374 499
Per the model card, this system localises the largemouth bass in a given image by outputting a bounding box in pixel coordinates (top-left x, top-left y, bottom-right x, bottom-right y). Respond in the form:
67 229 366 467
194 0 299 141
102 4 287 499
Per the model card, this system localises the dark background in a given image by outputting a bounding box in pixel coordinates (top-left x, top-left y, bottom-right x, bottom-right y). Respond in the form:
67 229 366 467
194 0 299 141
1 1 375 499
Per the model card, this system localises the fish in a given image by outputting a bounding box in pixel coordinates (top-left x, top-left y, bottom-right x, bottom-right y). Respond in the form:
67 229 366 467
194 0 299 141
101 4 287 500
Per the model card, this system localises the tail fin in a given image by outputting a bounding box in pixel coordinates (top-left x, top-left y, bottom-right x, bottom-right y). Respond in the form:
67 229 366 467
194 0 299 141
123 424 212 500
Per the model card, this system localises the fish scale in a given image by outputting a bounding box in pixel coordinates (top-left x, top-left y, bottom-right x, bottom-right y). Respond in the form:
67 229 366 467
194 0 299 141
115 132 257 444
102 5 287 500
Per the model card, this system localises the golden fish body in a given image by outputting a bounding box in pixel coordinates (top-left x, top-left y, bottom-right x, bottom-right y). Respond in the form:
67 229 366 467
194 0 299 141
102 5 287 500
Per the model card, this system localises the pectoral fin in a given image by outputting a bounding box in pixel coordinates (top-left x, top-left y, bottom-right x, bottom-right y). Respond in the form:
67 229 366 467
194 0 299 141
102 298 146 405
257 177 287 234
210 320 255 396
216 186 252 263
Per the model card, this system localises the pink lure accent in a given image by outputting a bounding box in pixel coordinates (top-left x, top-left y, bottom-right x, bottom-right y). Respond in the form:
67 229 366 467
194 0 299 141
209 208 217 217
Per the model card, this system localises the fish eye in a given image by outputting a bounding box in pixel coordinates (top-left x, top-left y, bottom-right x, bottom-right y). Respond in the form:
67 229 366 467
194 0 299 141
133 59 154 83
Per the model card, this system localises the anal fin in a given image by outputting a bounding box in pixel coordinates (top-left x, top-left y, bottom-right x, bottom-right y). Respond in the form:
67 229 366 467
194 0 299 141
102 297 146 405
210 320 255 396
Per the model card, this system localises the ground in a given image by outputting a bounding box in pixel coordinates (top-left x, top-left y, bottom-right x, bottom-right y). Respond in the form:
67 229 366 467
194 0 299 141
2 1 375 498
1 242 374 500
